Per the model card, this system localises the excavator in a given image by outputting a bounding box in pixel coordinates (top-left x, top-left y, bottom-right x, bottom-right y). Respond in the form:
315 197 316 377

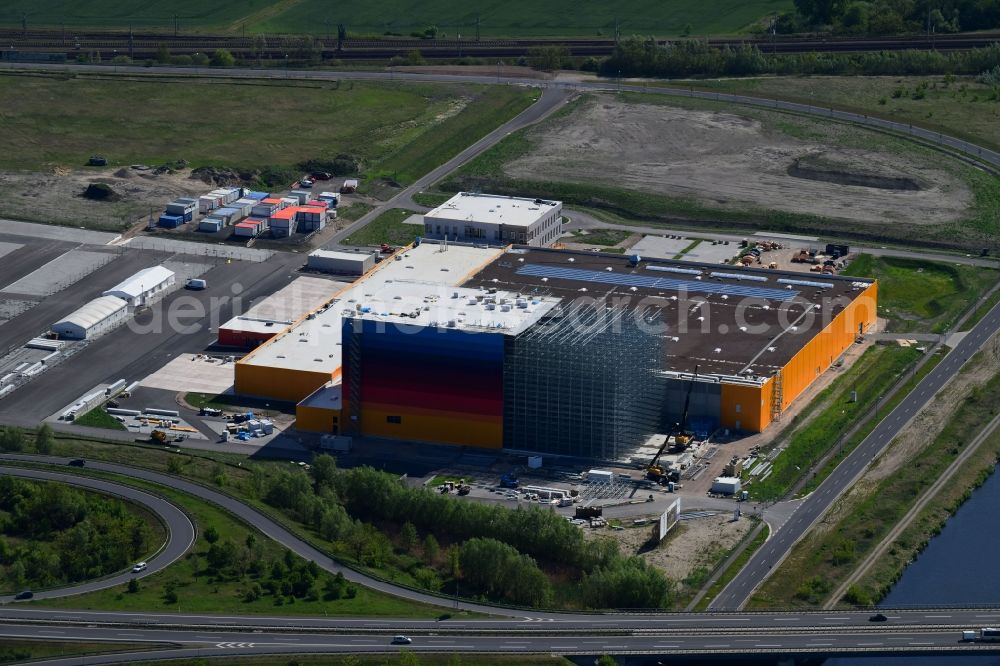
646 365 698 484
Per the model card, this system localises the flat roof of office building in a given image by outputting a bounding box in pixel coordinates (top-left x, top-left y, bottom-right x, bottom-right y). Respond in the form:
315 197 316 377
240 242 506 373
425 192 560 229
463 247 875 379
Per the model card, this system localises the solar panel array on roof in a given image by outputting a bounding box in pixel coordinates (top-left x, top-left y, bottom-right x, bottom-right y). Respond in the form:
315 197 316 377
648 264 702 276
777 278 836 289
516 264 800 301
710 271 769 282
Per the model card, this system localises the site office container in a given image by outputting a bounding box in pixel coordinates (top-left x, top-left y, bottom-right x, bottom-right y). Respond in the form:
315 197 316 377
280 197 299 209
252 202 279 218
289 190 311 205
269 208 298 237
233 220 263 237
296 206 326 232
318 191 340 206
246 191 269 202
199 219 224 233
158 214 184 228
233 198 257 218
306 199 330 209
165 199 198 217
214 207 243 226
216 187 241 204
199 194 223 213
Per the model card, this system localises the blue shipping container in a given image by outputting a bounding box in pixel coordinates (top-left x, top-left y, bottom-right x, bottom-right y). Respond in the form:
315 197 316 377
247 191 269 201
158 214 183 229
182 211 194 222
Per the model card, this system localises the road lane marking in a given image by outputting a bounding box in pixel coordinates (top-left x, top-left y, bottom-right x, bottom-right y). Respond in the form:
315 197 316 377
773 617 800 621
910 642 934 645
925 614 952 618
756 644 781 648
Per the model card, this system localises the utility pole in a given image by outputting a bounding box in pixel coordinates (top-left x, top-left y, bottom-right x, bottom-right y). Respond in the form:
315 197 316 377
614 16 620 44
475 14 481 42
173 14 178 37
325 16 331 45
22 13 27 36
128 25 134 61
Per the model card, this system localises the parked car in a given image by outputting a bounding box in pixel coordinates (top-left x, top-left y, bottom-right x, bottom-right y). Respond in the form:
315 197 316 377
299 178 314 188
391 636 412 645
67 459 85 467
311 171 332 180
132 562 147 573
14 591 33 600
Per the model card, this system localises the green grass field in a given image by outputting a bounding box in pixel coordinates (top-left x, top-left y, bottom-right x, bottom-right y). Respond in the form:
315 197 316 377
344 208 422 246
36 476 445 617
0 640 155 665
6 1 789 37
843 254 999 334
73 407 126 430
570 228 631 246
749 345 923 502
687 76 1000 155
0 73 533 182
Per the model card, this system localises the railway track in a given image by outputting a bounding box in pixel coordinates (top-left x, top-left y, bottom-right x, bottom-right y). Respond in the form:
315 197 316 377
0 28 997 61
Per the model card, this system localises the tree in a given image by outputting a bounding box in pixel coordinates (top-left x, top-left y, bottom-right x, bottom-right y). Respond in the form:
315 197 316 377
0 426 24 452
191 52 209 66
596 656 620 666
406 49 426 66
127 578 140 593
527 45 569 71
211 49 235 67
309 454 338 490
155 44 170 64
400 522 418 552
204 525 220 544
422 533 440 563
34 424 53 455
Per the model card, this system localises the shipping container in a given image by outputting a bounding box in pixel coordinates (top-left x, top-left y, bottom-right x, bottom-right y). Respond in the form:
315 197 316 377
233 198 256 218
158 214 184 229
165 199 197 217
214 207 242 225
199 219 224 233
289 190 310 204
318 191 340 206
233 221 260 237
246 191 269 201
306 199 330 209
198 195 222 213
251 202 279 218
280 197 299 209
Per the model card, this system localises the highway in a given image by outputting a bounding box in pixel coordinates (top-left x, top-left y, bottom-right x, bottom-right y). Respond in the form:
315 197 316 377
712 295 1000 609
3 624 998 665
0 467 194 602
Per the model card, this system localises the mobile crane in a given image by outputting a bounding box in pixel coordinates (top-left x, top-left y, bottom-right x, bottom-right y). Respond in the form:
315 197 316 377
646 365 698 484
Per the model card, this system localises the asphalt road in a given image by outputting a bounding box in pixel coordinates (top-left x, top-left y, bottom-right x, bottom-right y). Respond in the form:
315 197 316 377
0 467 193 602
711 295 1000 610
1 623 997 665
0 249 305 424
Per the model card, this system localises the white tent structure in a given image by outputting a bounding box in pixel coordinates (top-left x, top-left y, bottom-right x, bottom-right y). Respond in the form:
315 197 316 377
102 266 175 307
51 296 128 340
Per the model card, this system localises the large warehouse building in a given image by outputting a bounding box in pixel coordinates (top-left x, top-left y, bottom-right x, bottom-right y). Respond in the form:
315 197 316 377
235 242 876 459
51 296 129 340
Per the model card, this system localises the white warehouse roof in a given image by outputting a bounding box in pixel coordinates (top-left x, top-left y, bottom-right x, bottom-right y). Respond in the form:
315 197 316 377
103 266 175 299
53 296 127 331
426 192 561 229
309 249 372 262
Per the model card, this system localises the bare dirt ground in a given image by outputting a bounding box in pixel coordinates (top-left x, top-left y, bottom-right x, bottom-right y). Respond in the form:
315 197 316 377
507 96 971 226
396 65 553 80
0 167 210 231
589 514 753 584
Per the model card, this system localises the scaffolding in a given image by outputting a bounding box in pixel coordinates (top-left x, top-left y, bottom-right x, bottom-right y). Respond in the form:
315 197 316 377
502 301 665 460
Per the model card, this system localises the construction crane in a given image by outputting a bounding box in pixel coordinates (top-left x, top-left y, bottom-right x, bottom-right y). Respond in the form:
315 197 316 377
646 365 699 483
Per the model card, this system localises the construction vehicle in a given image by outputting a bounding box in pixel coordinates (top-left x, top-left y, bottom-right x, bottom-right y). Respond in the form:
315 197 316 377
457 484 471 496
647 366 698 483
150 430 168 444
499 473 519 489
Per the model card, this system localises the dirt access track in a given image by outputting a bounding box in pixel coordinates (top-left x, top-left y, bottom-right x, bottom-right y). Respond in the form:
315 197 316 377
507 95 971 226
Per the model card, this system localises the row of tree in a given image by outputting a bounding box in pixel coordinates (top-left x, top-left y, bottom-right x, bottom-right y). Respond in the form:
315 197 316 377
786 0 1000 35
258 458 673 609
598 38 1000 78
0 476 153 589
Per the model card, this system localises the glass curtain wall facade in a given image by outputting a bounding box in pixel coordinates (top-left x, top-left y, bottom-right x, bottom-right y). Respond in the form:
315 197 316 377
502 303 665 460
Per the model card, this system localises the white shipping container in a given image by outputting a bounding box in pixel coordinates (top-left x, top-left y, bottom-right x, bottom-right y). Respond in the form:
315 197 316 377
289 190 310 204
588 469 614 484
280 197 298 209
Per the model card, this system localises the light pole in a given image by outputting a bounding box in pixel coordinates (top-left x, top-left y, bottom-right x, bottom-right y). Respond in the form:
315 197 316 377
285 53 289 78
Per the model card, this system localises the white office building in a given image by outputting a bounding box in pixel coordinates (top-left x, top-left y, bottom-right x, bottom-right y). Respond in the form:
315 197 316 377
423 192 563 247
102 266 176 307
51 296 129 339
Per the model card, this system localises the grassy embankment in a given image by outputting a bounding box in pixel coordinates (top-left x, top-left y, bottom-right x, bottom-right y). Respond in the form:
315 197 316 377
0 640 156 665
433 91 999 250
0 73 533 228
749 345 930 502
34 471 447 617
696 522 770 611
843 254 999 334
184 391 295 417
569 228 632 246
686 75 1000 154
73 406 126 430
344 208 423 246
1 0 789 37
134 656 571 666
667 516 764 610
750 362 1000 609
